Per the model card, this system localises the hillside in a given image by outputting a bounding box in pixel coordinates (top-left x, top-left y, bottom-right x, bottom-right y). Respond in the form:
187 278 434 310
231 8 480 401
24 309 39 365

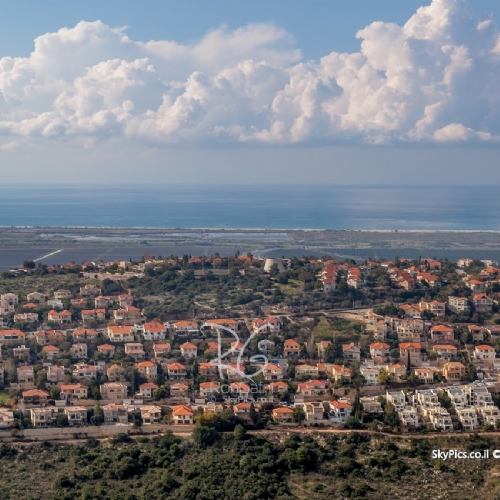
1 429 500 500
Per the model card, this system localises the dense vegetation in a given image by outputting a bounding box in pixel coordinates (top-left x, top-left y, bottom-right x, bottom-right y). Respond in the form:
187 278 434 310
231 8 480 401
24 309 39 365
1 428 500 500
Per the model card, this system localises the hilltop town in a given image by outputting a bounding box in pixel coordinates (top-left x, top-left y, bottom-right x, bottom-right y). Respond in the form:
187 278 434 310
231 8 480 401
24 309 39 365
0 254 500 436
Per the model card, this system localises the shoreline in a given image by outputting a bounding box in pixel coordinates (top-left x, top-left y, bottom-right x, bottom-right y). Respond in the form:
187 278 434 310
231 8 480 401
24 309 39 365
3 226 500 233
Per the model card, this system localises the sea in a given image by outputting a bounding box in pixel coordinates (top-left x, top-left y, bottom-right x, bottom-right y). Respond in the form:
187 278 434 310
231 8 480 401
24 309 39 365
1 184 500 230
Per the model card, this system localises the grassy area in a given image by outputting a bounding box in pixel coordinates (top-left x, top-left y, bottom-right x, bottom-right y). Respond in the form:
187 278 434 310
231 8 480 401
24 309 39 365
0 391 14 407
277 279 303 296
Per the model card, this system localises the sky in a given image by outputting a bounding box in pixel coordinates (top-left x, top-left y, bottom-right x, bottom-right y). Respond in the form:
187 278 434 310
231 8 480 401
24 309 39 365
0 0 499 185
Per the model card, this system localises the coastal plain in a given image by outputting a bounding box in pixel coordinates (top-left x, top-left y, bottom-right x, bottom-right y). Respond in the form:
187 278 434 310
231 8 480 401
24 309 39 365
1 227 500 269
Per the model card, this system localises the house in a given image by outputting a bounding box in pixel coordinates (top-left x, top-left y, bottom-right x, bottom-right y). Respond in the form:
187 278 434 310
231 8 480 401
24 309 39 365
199 381 220 396
295 364 319 378
258 339 275 354
360 396 383 414
386 391 406 411
467 280 486 292
432 344 458 359
113 306 141 324
107 326 135 343
370 342 390 360
360 365 379 385
64 406 88 426
272 407 295 424
46 299 63 310
140 405 162 424
297 380 328 396
263 363 284 381
445 387 468 408
284 339 301 357
42 345 60 360
448 296 470 314
330 364 352 383
399 342 422 365
97 344 116 356
153 343 171 358
180 342 198 359
54 289 71 300
233 403 252 422
118 294 134 307
199 362 218 378
73 363 100 379
204 319 239 332
456 408 479 431
172 320 199 334
0 293 18 314
302 402 325 425
124 342 146 360
393 319 425 342
95 296 114 308
414 367 435 384
22 389 49 405
329 400 352 422
474 345 496 361
47 365 65 383
426 408 453 431
400 304 421 317
141 322 167 341
385 363 407 382
103 404 128 424
100 382 128 401
430 325 454 343
457 258 474 268
250 317 283 334
134 361 158 379
80 285 101 297
106 364 125 381
27 292 46 304
35 330 65 345
17 365 34 383
13 345 30 359
398 407 419 429
47 310 72 323
230 341 245 355
342 343 361 361
60 383 88 401
442 362 466 381
14 312 39 323
476 406 500 427
72 328 99 341
170 382 189 397
316 341 331 359
30 408 53 427
265 381 289 394
0 330 25 343
468 325 484 342
167 362 187 380
419 300 446 317
230 382 251 399
473 293 494 313
139 382 159 398
172 405 194 425
70 343 88 359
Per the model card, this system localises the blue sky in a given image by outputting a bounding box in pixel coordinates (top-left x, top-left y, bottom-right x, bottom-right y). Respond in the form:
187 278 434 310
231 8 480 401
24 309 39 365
0 0 499 184
3 0 500 59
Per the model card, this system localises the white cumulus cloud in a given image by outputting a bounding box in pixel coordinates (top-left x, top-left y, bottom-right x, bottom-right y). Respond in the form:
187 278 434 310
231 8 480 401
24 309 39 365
0 0 499 146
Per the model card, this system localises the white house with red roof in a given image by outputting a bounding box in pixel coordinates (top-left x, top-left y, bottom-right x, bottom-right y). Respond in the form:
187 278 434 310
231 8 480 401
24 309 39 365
369 342 390 360
329 400 352 422
139 321 167 340
180 341 198 359
474 345 496 361
473 293 494 313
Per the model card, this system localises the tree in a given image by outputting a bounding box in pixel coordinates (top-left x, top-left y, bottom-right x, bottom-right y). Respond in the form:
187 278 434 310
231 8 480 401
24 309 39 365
50 387 60 400
249 403 258 425
90 404 104 426
293 407 306 425
56 414 69 427
378 368 391 385
23 260 36 269
233 424 246 440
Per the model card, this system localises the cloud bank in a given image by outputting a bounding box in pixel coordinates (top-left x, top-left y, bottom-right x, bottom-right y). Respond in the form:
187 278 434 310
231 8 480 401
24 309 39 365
0 0 499 146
